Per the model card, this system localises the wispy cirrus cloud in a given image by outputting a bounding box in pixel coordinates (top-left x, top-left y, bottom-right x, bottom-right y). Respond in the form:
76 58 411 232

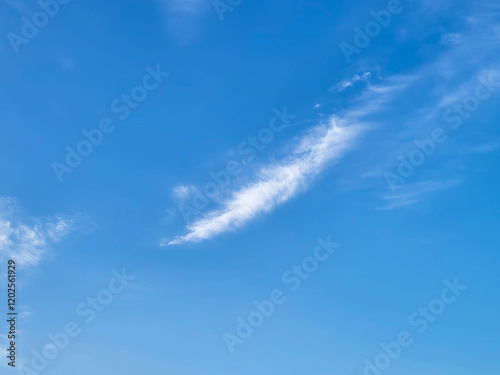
0 197 74 267
379 180 460 210
332 72 371 92
163 74 412 245
172 184 196 200
164 119 364 245
355 1 500 199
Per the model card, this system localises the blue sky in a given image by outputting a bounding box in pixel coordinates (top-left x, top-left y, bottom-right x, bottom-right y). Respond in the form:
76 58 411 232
1 0 500 374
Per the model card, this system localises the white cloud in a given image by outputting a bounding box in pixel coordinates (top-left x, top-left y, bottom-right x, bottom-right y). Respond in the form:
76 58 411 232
164 118 364 245
164 76 411 245
333 72 371 92
0 197 74 268
379 180 460 210
172 184 196 200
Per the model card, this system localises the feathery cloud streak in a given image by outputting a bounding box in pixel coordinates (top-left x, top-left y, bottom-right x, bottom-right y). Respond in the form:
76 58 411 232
0 197 74 267
165 118 364 245
163 71 413 245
